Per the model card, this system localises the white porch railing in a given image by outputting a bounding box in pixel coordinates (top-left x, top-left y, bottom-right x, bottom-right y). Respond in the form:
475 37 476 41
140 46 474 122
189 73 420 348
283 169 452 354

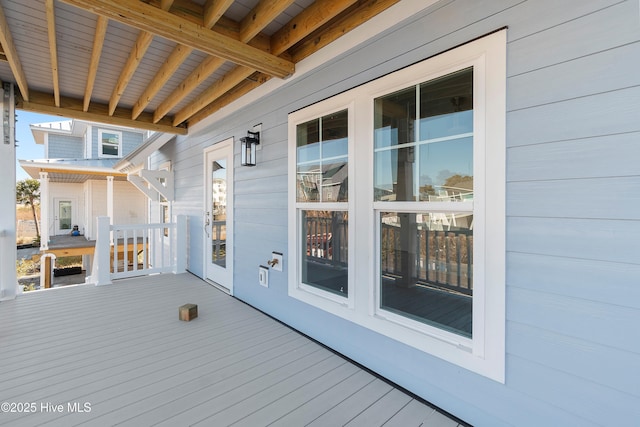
89 215 187 286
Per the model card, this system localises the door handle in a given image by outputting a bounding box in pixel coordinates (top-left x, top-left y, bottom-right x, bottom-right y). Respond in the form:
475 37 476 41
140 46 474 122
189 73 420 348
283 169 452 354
204 212 210 238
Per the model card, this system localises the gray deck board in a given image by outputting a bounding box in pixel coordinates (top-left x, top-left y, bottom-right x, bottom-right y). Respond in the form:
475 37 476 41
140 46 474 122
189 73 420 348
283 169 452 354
0 273 461 426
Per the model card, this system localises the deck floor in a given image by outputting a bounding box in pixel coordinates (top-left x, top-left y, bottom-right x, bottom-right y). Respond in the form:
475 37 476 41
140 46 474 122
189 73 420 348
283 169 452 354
0 273 462 426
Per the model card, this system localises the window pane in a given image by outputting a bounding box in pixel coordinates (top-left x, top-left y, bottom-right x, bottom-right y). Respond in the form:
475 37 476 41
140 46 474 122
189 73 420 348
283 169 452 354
321 159 348 202
297 118 320 163
419 68 473 140
211 159 227 267
374 86 416 149
374 146 416 201
102 142 119 156
375 68 474 203
418 137 473 202
380 211 473 337
296 110 349 202
301 210 348 297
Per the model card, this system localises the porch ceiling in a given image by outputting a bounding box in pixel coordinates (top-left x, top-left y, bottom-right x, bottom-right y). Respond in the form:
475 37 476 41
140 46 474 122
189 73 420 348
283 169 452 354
0 0 400 135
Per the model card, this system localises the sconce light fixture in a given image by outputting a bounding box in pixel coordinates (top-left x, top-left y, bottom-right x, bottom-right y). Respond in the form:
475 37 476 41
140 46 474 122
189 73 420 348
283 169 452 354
240 130 260 166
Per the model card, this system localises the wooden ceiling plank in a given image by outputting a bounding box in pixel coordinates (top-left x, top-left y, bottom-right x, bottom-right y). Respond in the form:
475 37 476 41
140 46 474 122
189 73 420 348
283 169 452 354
59 0 294 79
84 16 109 112
271 0 359 55
172 65 254 126
239 0 297 43
45 0 60 107
132 0 230 120
0 2 29 101
17 90 187 135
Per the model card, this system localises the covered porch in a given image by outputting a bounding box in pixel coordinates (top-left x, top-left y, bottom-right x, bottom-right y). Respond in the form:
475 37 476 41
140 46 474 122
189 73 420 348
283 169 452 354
0 273 463 426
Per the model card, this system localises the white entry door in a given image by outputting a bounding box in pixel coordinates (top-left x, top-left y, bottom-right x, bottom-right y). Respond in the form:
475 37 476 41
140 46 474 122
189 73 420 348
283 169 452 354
204 139 234 293
54 198 74 235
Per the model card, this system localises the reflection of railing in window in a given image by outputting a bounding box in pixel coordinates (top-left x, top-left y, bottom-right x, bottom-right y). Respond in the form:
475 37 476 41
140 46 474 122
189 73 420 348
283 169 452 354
381 223 472 296
304 214 347 266
211 220 226 266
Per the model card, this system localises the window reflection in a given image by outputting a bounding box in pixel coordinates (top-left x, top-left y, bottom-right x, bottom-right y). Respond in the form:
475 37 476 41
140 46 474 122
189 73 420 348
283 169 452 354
374 68 474 202
301 210 348 297
380 211 473 337
296 110 348 202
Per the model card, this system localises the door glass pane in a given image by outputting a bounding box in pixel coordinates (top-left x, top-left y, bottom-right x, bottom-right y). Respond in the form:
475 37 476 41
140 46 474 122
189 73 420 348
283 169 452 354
211 159 226 267
296 110 348 202
301 210 348 297
59 201 72 230
380 211 473 337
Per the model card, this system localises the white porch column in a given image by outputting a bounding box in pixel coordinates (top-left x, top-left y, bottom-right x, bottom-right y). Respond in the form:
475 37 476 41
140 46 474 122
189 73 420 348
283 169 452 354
106 175 114 243
39 171 50 250
0 83 17 300
90 216 112 286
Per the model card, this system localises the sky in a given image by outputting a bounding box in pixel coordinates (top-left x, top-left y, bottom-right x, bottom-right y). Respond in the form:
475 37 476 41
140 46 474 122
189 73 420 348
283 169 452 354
15 110 70 181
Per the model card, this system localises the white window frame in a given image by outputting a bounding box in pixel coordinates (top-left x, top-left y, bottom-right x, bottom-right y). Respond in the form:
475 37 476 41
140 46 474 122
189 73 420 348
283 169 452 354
288 30 506 382
98 129 122 158
288 97 356 311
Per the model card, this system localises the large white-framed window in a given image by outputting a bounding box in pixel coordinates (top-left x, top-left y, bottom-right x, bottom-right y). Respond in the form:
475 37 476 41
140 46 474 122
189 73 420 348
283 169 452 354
98 129 122 158
289 96 355 310
288 30 506 381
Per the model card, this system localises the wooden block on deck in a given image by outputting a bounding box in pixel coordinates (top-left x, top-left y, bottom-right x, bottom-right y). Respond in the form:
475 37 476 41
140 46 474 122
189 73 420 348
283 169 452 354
179 304 198 321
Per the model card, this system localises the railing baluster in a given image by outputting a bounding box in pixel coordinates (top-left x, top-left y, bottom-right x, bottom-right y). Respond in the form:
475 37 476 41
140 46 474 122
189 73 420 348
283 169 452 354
133 229 138 272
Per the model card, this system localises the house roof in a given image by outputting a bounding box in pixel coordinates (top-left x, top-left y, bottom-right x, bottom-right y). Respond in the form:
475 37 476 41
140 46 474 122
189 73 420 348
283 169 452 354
0 0 401 136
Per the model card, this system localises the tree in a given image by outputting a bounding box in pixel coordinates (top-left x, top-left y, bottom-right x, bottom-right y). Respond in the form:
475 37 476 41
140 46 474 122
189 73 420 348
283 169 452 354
16 179 40 240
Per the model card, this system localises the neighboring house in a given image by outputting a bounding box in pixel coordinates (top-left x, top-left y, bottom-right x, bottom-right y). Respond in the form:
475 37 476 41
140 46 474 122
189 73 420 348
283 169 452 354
138 1 640 425
19 119 150 272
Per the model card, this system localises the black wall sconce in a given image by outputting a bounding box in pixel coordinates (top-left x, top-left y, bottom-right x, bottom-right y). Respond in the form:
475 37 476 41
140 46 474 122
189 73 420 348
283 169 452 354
240 130 260 166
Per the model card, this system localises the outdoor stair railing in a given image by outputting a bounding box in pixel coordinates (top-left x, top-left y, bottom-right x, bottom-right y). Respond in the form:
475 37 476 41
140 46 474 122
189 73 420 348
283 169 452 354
89 215 187 285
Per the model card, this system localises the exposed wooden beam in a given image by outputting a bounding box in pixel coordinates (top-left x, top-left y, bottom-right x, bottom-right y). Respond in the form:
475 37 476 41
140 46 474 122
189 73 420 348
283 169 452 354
109 1 175 116
165 0 298 125
108 31 154 116
239 0 296 43
132 0 230 120
84 15 109 112
271 0 359 54
131 44 192 120
60 0 294 79
187 73 268 127
290 0 401 63
152 56 225 123
204 0 235 28
45 0 60 107
0 2 29 101
172 65 254 126
16 90 187 135
175 0 359 125
0 44 6 62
